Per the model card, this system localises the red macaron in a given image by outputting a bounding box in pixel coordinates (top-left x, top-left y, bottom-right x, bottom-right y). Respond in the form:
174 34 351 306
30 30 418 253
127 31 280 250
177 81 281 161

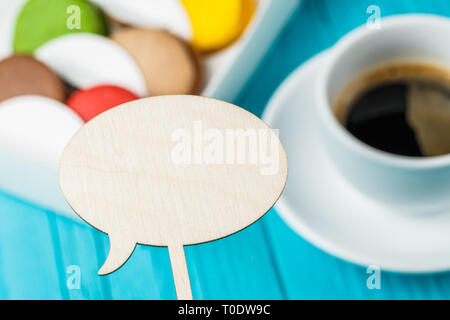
66 85 139 122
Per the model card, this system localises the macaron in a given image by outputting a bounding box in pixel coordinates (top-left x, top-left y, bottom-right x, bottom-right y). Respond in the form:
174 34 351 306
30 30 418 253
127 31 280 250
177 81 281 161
0 95 83 167
111 28 201 96
35 33 147 97
240 0 256 32
0 55 66 103
66 85 139 122
181 0 255 52
92 0 255 52
14 0 108 54
0 0 27 60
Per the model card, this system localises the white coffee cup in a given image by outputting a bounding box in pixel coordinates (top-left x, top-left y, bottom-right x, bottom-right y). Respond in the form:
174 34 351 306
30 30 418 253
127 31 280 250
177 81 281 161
317 14 450 214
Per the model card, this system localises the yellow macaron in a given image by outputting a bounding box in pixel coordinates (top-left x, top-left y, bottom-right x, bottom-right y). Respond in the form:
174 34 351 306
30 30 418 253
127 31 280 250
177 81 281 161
181 0 255 52
91 0 256 52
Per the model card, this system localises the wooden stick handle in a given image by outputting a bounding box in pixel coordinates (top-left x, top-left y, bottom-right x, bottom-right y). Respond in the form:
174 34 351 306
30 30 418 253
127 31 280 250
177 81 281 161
168 244 193 300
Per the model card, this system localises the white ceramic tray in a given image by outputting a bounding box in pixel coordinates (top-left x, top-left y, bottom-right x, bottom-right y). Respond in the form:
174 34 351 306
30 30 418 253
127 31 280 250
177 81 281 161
0 0 301 220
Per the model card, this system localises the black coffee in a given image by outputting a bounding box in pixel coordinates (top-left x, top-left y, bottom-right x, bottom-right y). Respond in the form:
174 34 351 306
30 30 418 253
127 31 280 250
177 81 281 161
334 63 450 157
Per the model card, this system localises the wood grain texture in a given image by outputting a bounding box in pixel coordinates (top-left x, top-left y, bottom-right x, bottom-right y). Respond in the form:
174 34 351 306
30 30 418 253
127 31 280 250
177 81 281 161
168 244 193 300
59 95 287 299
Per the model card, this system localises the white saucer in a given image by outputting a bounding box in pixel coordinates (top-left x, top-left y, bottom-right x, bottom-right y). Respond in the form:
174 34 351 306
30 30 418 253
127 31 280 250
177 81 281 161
263 51 450 273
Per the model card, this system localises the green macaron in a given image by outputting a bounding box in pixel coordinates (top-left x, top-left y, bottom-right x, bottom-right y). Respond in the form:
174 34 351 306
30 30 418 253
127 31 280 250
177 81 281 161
14 0 108 54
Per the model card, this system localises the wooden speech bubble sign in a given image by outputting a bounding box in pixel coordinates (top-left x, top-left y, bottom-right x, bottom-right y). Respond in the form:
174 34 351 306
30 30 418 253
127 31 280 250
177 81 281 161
59 95 287 299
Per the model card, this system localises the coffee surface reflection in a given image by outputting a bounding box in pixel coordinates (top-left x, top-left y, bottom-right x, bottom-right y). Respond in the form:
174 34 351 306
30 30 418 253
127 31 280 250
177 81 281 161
334 63 450 157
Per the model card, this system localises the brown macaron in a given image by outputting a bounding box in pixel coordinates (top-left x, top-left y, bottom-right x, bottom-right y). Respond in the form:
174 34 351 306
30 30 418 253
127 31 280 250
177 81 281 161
0 55 66 103
111 28 202 96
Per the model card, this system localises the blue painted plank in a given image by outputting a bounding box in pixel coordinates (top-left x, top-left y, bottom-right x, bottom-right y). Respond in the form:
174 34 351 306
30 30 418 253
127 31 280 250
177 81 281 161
185 215 285 300
0 191 63 299
105 244 176 300
51 214 110 299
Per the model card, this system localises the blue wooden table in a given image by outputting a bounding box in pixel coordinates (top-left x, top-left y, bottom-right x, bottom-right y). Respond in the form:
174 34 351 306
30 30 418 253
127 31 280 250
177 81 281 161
1 0 450 300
